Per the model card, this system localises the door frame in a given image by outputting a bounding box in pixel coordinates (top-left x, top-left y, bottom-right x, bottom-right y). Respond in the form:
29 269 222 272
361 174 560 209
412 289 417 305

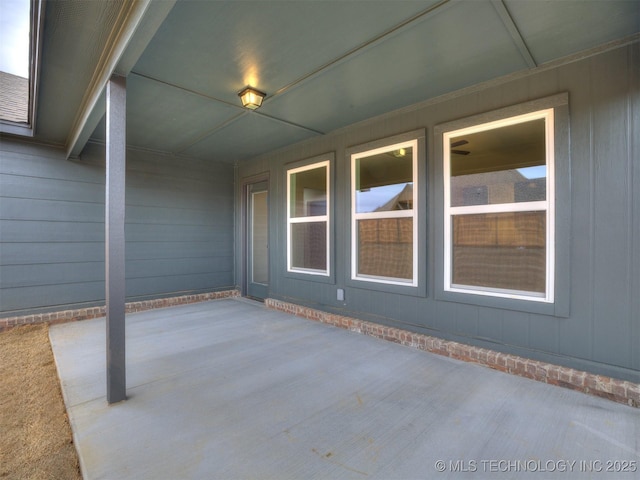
240 173 270 299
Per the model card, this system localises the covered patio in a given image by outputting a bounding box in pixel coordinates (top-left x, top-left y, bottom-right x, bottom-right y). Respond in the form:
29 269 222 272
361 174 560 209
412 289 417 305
50 298 639 479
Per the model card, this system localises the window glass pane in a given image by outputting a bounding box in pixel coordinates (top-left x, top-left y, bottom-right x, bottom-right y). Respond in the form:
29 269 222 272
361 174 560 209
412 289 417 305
290 166 327 217
291 222 326 271
358 218 413 280
0 0 31 124
251 191 269 285
450 119 546 207
356 147 413 213
452 211 546 294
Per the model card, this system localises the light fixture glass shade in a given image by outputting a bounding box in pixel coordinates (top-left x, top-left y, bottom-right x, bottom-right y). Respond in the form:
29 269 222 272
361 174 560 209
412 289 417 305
238 87 266 110
393 148 407 157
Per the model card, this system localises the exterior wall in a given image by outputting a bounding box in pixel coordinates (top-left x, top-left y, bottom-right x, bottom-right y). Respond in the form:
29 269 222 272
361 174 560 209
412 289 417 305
236 44 640 383
0 139 235 317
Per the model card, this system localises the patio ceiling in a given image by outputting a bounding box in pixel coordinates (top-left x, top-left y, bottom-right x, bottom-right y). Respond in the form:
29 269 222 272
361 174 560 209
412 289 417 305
34 0 640 164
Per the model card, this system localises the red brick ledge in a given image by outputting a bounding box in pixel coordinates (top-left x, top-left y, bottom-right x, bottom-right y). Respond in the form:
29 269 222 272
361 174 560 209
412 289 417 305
265 298 639 408
0 290 240 332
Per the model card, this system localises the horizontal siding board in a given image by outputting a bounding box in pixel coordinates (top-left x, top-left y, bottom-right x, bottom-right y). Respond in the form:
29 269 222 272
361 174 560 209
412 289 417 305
0 220 104 243
1 262 104 289
125 180 230 199
0 176 233 216
0 258 233 289
124 224 233 243
0 242 104 265
125 257 233 279
125 153 232 180
125 205 229 226
0 149 105 183
0 173 104 203
80 144 235 185
0 192 232 225
0 282 105 312
125 272 233 298
0 197 104 222
125 188 229 211
125 242 229 261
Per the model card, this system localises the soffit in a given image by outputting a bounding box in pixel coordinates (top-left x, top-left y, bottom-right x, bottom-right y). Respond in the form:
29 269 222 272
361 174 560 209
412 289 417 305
32 1 640 163
504 0 640 63
132 0 439 104
36 0 126 144
260 0 528 134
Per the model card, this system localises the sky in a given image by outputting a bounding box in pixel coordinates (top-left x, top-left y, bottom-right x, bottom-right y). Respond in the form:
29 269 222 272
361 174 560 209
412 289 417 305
518 165 546 179
357 183 407 213
0 0 30 78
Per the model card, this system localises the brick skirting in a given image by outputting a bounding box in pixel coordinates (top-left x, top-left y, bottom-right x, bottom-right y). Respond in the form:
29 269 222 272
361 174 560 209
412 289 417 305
0 289 240 332
265 298 639 408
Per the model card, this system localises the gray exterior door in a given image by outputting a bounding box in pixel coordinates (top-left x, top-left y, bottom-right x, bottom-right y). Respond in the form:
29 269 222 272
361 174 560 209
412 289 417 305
247 181 269 300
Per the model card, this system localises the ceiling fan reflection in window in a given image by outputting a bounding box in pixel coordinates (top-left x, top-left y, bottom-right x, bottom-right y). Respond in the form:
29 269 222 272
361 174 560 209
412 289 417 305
451 139 470 155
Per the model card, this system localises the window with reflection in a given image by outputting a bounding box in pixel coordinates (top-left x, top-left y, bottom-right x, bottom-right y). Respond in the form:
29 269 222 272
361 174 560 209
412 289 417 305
0 0 44 135
352 140 417 285
287 160 330 275
444 109 554 301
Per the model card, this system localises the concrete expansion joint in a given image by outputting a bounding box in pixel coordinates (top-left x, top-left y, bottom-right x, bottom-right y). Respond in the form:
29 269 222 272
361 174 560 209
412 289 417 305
265 298 639 409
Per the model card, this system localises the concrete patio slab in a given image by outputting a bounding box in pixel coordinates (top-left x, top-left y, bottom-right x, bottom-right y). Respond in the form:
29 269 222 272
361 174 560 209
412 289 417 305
50 299 640 479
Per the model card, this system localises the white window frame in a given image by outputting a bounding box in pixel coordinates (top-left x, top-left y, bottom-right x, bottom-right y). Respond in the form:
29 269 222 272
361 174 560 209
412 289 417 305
351 139 418 286
443 109 555 303
286 160 330 276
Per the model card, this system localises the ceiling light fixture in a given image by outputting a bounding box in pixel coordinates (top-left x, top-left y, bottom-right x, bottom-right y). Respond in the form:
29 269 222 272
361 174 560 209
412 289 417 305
238 86 266 110
393 148 406 157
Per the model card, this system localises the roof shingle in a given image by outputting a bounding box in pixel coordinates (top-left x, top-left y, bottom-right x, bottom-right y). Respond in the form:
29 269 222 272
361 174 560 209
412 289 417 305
0 71 28 123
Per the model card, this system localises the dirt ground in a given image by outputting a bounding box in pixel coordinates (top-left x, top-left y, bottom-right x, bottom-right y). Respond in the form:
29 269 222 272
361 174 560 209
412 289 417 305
0 324 82 479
